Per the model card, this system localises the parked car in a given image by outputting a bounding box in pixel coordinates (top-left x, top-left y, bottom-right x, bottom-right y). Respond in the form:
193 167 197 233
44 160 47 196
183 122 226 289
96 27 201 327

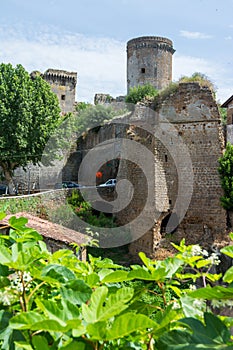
0 184 8 195
54 181 82 189
98 179 117 188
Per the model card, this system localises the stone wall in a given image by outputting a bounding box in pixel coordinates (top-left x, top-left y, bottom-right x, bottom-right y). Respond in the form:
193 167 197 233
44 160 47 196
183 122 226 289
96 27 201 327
127 36 175 93
43 69 77 114
74 82 228 260
9 82 229 261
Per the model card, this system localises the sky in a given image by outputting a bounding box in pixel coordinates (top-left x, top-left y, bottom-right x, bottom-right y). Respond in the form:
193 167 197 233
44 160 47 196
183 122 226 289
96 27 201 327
0 0 233 103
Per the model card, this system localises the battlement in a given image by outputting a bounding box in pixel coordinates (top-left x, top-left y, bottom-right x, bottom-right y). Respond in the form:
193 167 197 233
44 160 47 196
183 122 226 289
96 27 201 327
127 36 175 54
42 69 77 114
127 35 175 92
43 69 77 86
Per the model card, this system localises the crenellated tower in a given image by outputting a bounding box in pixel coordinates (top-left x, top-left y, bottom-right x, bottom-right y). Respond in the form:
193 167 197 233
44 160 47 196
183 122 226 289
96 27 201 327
43 69 77 114
127 36 175 93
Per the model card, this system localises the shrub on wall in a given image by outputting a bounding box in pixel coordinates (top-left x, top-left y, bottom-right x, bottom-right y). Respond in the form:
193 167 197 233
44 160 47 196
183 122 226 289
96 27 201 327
125 84 159 104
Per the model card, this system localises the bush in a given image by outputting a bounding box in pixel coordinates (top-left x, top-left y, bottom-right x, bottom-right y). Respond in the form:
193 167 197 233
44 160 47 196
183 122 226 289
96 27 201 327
178 72 216 95
218 142 233 209
75 104 122 135
125 84 159 104
0 213 233 349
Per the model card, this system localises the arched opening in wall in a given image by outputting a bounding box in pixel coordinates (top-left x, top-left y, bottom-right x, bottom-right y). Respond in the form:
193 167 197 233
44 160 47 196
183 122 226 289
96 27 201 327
160 212 179 236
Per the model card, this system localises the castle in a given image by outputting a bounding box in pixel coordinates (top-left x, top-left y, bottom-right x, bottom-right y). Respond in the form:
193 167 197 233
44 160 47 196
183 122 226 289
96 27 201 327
15 36 233 259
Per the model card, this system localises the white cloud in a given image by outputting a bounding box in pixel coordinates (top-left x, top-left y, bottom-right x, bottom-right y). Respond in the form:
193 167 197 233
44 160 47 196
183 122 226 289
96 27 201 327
173 54 230 102
225 36 232 40
0 23 230 104
0 25 126 102
180 30 213 39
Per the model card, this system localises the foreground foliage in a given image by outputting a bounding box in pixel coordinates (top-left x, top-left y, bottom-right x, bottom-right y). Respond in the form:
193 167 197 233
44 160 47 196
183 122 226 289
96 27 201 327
0 212 233 349
218 142 233 210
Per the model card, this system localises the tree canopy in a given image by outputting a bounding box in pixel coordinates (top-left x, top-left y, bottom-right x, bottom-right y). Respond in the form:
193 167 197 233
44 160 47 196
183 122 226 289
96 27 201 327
0 63 61 193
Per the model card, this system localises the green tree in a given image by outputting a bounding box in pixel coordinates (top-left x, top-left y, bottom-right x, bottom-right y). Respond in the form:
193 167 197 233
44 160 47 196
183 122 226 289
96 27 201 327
219 105 227 125
125 84 159 104
0 63 61 193
75 104 123 135
218 142 233 209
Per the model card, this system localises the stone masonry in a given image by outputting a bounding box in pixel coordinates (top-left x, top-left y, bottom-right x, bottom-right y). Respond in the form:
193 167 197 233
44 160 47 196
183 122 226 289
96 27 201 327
8 35 230 261
43 69 77 114
127 36 175 93
74 82 227 260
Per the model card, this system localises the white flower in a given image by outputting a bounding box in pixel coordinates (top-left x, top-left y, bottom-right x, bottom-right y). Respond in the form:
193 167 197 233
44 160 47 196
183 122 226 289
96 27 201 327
172 301 180 310
191 245 202 256
189 284 197 291
209 253 221 266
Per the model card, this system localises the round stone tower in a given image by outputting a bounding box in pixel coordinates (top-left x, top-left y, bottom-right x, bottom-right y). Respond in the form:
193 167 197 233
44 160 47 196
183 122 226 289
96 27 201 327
127 36 175 93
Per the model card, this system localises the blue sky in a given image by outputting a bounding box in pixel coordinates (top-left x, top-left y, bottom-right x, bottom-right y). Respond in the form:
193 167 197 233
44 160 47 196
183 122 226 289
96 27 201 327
0 0 233 102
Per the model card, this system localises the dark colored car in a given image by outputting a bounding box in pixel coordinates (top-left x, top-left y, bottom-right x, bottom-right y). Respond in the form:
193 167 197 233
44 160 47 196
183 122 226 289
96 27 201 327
0 184 8 195
54 181 82 189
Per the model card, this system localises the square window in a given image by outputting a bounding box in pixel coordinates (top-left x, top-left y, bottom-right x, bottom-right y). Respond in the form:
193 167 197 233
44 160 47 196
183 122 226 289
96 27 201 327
61 94 66 100
141 68 145 73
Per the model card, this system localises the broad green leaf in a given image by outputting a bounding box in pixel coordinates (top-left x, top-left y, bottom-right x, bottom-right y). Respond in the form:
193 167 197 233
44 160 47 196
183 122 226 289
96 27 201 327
196 259 212 268
154 304 182 333
82 286 108 323
221 245 233 258
36 299 79 324
92 257 122 269
17 230 43 243
0 246 12 264
157 313 233 349
223 266 233 283
0 264 9 277
32 336 50 350
0 212 6 220
10 312 45 330
82 286 133 323
128 267 166 281
14 342 34 350
159 257 184 278
179 312 232 347
102 270 129 283
97 268 114 281
0 276 10 288
60 340 86 350
106 313 157 340
41 264 76 283
138 252 155 270
86 321 107 340
180 295 205 318
169 285 182 297
61 279 92 305
156 329 192 350
189 285 233 299
30 319 71 332
8 216 28 231
84 273 100 287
